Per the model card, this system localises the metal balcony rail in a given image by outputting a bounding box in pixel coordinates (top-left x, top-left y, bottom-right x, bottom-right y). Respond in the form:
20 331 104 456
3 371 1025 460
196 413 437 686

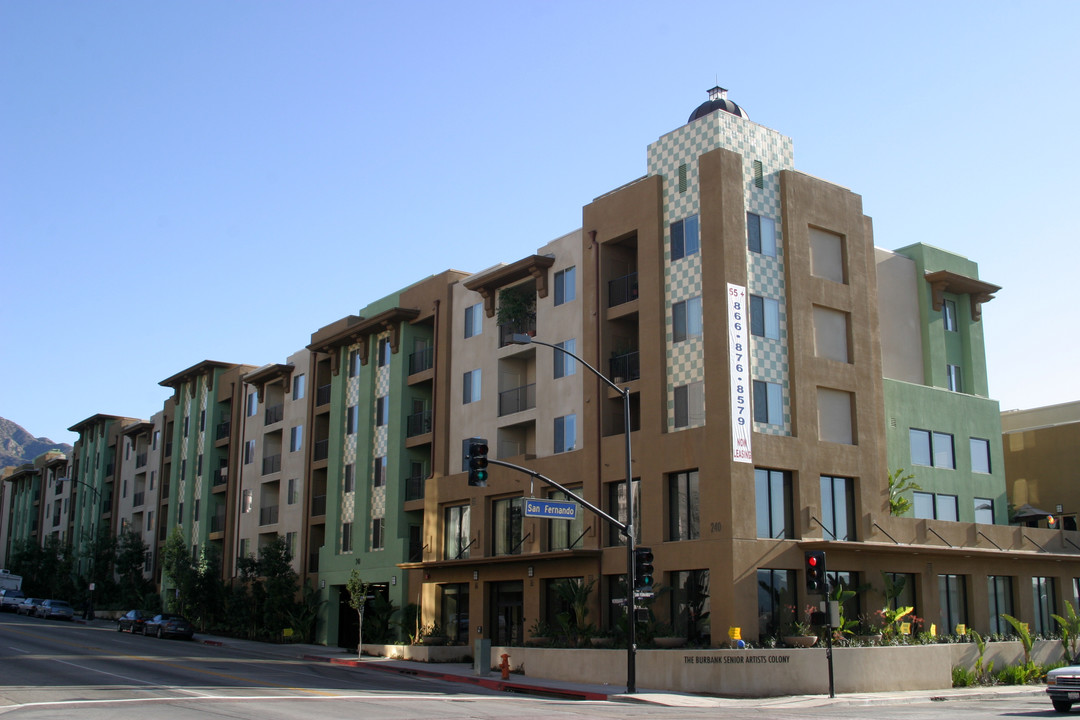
316 384 332 407
608 272 639 307
311 494 327 516
313 439 329 461
498 318 536 348
264 403 284 425
498 383 536 416
406 409 432 437
405 474 425 501
132 491 145 507
608 351 641 382
409 346 434 375
308 552 320 573
210 514 226 533
262 454 281 475
135 452 147 468
259 505 279 526
216 420 231 440
214 468 228 487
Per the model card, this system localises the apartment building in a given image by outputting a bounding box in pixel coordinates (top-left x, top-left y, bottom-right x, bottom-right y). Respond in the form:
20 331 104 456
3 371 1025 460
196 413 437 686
1002 401 1080 530
114 412 166 579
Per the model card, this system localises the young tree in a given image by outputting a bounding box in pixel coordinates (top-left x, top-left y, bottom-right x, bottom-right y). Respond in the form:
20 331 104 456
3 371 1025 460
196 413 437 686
160 527 195 615
345 570 371 659
115 531 152 608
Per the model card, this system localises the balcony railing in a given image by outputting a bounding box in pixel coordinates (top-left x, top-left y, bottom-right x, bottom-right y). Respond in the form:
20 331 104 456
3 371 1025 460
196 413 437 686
308 551 319 573
405 474 424 502
498 318 536 348
311 494 327 516
210 514 226 533
609 350 641 382
132 491 145 508
499 383 536 416
313 439 329 462
216 420 231 440
164 441 173 457
316 384 332 407
406 409 432 438
259 505 279 526
608 271 639 307
409 346 434 375
262 454 281 475
264 403 284 425
135 452 147 468
214 468 228 487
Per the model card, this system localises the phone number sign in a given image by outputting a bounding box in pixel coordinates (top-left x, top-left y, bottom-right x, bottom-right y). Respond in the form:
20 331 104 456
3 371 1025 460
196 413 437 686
728 283 753 463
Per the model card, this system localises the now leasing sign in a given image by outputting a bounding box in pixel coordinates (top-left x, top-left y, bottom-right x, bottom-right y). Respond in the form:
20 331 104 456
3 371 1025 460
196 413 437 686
523 498 578 520
728 283 753 463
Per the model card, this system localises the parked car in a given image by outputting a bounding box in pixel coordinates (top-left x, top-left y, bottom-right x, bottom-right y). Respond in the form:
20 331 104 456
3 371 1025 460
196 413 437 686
35 599 75 621
143 613 194 640
116 609 152 634
0 589 26 612
16 598 43 616
1046 665 1080 712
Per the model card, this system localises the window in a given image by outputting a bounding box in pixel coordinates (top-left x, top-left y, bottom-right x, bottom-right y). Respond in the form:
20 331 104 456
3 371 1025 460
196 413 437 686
183 416 189 438
463 369 481 404
147 510 154 532
757 568 795 640
373 456 386 487
554 414 576 453
194 499 200 522
196 454 203 475
341 522 352 553
1032 576 1056 635
820 475 855 541
346 405 359 434
293 374 305 401
914 491 958 521
554 267 576 305
752 159 764 189
153 430 159 450
987 576 1013 635
242 489 252 513
287 478 298 505
668 470 700 541
755 468 792 539
943 299 958 332
747 213 776 257
974 497 994 524
671 569 710 642
464 302 483 338
371 518 385 550
285 531 297 558
247 391 258 417
674 381 705 428
606 479 641 546
937 494 958 521
289 425 303 452
122 479 127 498
672 296 703 342
750 295 780 340
238 538 249 561
344 463 355 493
970 438 991 474
909 429 954 468
445 504 471 560
348 349 361 377
177 502 184 525
548 487 584 551
670 215 700 261
492 496 524 555
938 574 967 635
678 163 688 193
376 396 389 427
553 339 576 379
377 337 391 367
947 364 962 392
752 380 783 425
244 440 255 465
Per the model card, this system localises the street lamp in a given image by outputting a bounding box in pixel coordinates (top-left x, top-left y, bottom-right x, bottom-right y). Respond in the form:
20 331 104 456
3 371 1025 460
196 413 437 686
509 333 639 693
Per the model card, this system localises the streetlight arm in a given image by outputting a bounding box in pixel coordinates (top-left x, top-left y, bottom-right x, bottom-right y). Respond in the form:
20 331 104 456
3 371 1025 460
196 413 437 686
486 458 626 533
510 334 625 396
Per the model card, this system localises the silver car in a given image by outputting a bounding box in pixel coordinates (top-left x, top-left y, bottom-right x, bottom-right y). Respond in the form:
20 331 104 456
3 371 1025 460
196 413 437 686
35 599 75 621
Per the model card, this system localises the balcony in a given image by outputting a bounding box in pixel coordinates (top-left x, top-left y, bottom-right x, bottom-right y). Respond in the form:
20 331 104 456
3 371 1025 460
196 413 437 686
409 347 434 375
316 384 331 407
259 505 279 526
405 474 424 502
609 351 641 383
608 272 639 307
308 551 319 573
214 468 228 487
164 441 173 457
261 454 281 476
406 409 432 438
135 452 147 469
313 439 329 462
499 319 536 348
216 420 231 441
210 514 226 533
133 491 145 508
264 403 284 426
499 383 536 416
311 494 327 517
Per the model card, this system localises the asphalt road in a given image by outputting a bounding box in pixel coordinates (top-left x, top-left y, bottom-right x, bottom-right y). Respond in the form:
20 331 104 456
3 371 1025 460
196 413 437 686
0 612 1066 720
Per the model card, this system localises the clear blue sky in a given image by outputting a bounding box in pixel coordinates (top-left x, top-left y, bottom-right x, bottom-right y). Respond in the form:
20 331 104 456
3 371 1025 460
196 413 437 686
3 1 1077 446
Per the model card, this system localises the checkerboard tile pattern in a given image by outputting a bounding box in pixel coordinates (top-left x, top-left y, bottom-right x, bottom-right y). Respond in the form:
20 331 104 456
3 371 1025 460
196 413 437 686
342 343 360 527
371 334 389 534
648 111 795 435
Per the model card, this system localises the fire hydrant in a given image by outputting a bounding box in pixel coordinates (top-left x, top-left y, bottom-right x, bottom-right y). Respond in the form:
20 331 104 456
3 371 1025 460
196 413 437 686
499 653 510 680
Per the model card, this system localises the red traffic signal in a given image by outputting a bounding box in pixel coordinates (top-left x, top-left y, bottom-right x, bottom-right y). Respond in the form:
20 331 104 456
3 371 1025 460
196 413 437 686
804 550 827 594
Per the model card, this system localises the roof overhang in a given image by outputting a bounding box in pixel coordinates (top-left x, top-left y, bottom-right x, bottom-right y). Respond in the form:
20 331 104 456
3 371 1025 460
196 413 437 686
463 255 555 318
924 270 1001 322
307 307 420 375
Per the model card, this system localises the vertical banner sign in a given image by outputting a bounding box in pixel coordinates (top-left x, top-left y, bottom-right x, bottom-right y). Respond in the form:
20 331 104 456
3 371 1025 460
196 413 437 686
728 283 753 463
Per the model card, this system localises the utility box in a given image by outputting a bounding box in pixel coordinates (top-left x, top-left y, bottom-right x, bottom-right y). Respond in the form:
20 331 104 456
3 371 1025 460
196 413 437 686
474 638 491 676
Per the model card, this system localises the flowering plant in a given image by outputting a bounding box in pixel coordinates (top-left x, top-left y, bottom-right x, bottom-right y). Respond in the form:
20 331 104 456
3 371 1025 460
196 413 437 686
784 604 816 636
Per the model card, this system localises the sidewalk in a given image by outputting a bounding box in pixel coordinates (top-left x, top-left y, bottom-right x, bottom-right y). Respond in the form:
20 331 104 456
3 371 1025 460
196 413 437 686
151 625 1048 709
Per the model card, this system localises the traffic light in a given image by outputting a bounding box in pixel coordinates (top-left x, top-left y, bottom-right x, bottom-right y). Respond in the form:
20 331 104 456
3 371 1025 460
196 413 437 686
634 546 655 590
804 550 827 594
466 438 489 487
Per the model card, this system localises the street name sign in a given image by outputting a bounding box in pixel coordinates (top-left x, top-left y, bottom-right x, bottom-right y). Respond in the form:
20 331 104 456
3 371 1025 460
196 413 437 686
523 498 578 520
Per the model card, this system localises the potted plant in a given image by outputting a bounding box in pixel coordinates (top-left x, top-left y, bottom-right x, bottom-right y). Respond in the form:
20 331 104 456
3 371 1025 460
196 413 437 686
782 605 818 648
418 623 447 646
526 619 553 647
496 285 536 334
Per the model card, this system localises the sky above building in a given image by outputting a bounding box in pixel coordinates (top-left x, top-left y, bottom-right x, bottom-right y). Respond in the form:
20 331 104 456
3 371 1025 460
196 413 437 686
2 1 1077 445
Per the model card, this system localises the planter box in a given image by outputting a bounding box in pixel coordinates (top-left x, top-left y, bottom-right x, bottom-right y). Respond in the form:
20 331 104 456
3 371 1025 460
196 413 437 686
363 643 472 663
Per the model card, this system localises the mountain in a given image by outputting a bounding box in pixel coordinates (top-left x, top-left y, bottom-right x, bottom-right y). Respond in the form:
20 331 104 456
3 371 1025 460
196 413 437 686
0 417 74 470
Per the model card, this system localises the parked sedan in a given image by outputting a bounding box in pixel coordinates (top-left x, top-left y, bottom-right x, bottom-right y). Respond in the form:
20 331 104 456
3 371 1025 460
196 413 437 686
143 613 194 640
35 599 75 621
116 609 152 634
16 598 43 616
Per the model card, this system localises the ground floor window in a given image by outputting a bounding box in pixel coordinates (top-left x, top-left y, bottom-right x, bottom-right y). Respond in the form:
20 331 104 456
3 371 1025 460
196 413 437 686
938 574 968 635
1032 576 1057 636
490 581 523 646
439 583 470 645
670 569 710 644
987 575 1014 635
757 568 795 641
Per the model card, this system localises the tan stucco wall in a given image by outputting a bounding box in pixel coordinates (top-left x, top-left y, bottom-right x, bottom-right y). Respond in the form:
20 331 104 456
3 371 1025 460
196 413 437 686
875 248 924 384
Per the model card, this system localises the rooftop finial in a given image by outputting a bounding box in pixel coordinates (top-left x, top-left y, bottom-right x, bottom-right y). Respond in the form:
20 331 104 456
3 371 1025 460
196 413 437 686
707 86 728 102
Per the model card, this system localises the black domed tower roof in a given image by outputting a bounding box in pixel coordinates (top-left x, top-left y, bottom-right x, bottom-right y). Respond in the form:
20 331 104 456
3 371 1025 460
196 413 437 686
688 86 749 123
